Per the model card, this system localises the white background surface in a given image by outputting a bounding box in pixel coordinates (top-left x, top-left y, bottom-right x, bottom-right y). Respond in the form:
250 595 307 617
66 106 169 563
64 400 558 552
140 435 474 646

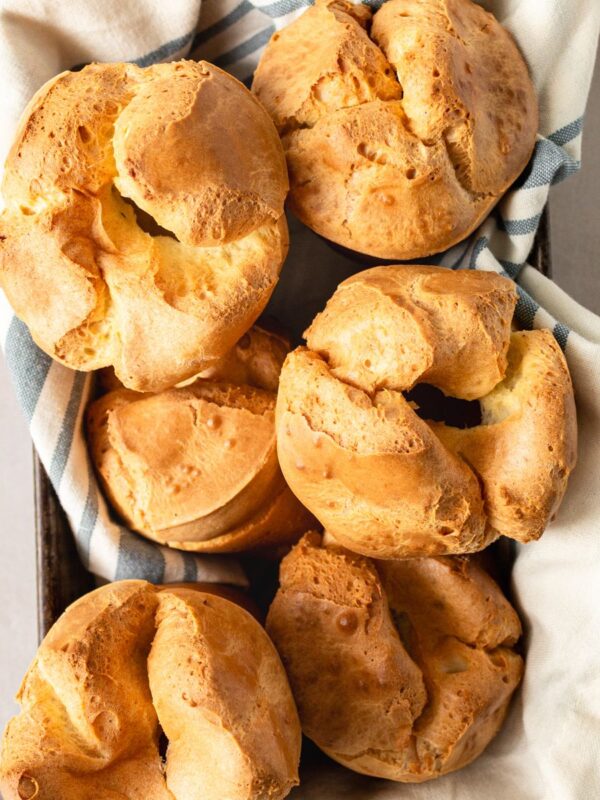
0 58 598 736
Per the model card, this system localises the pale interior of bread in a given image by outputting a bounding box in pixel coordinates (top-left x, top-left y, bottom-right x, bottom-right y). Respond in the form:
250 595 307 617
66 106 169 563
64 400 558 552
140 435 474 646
54 176 279 369
478 340 527 425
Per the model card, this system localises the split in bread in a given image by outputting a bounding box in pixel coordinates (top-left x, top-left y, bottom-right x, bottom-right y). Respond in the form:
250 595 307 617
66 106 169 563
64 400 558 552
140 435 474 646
276 266 577 558
0 61 289 391
267 532 523 782
0 581 301 800
253 0 538 259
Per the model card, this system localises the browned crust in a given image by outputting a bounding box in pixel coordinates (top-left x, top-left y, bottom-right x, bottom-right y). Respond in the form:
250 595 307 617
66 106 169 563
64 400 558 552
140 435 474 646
433 330 578 542
87 376 314 553
253 0 538 259
266 534 523 782
0 581 301 800
275 266 577 557
0 61 289 391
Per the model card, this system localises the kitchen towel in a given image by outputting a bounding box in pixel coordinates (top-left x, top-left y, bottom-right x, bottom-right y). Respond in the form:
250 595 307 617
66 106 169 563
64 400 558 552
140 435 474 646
0 2 599 796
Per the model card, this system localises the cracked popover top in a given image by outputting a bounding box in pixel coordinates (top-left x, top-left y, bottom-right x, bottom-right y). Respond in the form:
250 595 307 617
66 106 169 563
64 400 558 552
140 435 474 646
266 533 523 782
253 0 538 259
0 61 289 392
275 266 577 559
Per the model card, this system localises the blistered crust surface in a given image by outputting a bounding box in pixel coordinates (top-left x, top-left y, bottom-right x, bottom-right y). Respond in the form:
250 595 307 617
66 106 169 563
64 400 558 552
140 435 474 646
253 0 538 259
87 328 315 553
0 582 301 800
0 61 289 391
276 266 577 557
267 534 523 782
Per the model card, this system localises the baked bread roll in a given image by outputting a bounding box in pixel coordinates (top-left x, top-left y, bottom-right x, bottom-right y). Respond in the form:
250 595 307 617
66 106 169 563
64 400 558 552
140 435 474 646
253 0 537 259
0 581 301 800
267 533 523 782
87 327 314 552
0 61 289 392
276 266 577 558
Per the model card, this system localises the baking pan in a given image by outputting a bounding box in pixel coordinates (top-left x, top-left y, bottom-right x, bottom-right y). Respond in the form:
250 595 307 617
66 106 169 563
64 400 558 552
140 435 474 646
34 212 552 642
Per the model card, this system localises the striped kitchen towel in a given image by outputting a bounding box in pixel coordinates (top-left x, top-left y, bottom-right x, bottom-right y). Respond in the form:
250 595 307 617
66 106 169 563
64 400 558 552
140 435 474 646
0 3 600 795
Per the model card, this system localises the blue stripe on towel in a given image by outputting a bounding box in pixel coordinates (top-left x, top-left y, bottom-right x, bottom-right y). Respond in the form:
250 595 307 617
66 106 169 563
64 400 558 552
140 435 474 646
213 26 275 68
133 29 196 67
448 240 472 270
257 0 312 16
192 1 253 51
498 213 543 236
551 161 581 185
4 318 52 422
116 530 165 582
78 461 100 568
499 259 523 279
553 322 570 351
515 287 540 330
183 552 198 582
468 236 489 269
48 371 87 487
516 139 580 190
548 117 584 147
